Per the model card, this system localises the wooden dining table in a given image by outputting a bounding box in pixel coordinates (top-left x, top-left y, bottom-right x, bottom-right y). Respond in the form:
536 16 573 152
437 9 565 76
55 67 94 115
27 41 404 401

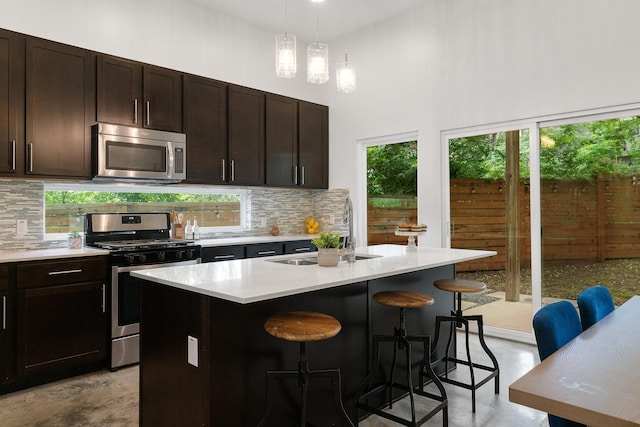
509 295 640 427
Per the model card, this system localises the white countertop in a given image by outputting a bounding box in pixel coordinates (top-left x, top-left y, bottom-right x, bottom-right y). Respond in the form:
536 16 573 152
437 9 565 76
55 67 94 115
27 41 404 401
131 244 496 304
0 246 109 263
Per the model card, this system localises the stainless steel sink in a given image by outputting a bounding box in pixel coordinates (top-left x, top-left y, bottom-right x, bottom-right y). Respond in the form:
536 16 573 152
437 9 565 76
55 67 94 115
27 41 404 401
269 257 318 265
267 254 381 265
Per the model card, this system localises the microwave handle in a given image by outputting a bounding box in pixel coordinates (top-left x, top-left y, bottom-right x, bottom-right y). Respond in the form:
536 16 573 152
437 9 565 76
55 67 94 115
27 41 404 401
166 145 173 177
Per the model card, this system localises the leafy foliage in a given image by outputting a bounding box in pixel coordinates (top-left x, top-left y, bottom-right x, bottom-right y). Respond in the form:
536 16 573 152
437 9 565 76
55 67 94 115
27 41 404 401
311 232 342 249
450 117 640 180
367 142 417 195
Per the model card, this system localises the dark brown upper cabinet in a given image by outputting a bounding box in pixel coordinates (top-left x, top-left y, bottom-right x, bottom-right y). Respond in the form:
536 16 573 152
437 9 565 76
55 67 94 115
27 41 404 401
183 74 227 184
97 55 182 132
227 85 265 186
0 29 24 177
26 37 94 178
298 101 329 188
265 94 298 187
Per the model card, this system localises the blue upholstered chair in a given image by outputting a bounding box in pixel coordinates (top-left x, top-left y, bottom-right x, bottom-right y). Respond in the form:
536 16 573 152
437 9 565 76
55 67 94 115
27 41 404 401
532 301 585 427
577 285 615 331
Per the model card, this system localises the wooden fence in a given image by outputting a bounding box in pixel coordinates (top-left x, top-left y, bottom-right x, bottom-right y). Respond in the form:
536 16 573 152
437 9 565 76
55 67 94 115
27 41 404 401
46 202 241 233
368 174 640 272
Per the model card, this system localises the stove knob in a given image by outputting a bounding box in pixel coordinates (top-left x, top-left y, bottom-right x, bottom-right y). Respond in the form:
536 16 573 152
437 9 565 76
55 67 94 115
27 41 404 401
157 252 165 261
186 249 194 259
175 250 183 260
125 254 135 264
138 253 147 263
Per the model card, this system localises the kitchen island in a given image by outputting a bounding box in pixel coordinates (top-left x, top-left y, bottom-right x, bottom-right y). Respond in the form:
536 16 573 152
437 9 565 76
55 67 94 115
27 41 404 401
132 244 495 426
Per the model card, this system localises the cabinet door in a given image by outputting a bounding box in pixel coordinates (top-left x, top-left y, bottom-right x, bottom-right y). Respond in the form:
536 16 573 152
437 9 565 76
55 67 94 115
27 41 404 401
17 281 106 376
26 37 95 178
183 74 227 184
0 264 15 384
97 55 143 126
298 101 328 189
143 65 182 132
202 245 245 263
228 85 265 185
266 94 298 187
284 240 317 254
0 29 24 176
245 243 283 258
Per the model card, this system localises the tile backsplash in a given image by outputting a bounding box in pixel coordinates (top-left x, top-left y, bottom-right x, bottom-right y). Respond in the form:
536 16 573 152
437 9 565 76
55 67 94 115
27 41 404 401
0 180 349 251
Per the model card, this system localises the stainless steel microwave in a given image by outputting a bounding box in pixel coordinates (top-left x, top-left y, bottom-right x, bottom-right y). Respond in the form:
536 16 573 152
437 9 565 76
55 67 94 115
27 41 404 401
92 123 186 183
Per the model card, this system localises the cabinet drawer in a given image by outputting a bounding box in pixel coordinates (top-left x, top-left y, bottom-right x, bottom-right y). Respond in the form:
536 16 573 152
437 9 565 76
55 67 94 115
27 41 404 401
245 243 284 258
284 240 317 255
17 257 108 289
0 264 15 292
202 246 245 263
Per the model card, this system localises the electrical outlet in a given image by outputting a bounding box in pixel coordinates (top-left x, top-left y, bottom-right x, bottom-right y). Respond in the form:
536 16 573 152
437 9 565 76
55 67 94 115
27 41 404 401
329 214 335 224
16 219 27 237
260 218 267 227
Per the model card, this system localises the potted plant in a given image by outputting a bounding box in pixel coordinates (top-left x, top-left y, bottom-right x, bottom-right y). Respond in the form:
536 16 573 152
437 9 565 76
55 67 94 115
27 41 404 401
311 232 342 267
68 230 82 249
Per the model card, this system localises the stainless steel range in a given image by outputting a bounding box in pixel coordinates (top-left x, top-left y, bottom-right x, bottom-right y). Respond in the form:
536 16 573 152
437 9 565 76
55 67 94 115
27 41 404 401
85 212 201 370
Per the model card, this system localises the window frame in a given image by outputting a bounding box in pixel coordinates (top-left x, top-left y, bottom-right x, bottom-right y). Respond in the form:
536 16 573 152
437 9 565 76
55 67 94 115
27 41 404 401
43 182 248 240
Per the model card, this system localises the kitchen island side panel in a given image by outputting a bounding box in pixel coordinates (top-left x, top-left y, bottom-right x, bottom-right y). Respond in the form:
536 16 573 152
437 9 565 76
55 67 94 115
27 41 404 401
139 265 456 427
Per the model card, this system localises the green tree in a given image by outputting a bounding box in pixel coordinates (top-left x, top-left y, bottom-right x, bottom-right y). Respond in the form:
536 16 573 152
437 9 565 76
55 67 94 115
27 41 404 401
367 142 417 195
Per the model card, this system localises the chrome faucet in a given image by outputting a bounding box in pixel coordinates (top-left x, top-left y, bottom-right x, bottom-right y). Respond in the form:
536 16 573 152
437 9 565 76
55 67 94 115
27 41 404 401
343 196 355 262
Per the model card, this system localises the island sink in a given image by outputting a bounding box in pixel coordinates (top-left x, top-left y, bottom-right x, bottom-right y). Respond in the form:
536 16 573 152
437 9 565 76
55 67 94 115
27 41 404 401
268 253 382 265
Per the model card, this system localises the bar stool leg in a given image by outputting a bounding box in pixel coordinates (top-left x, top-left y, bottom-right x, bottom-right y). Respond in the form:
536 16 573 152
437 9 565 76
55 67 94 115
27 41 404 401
299 342 309 427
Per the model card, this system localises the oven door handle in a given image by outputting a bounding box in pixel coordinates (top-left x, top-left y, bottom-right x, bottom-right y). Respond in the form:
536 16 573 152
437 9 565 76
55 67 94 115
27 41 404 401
114 259 200 273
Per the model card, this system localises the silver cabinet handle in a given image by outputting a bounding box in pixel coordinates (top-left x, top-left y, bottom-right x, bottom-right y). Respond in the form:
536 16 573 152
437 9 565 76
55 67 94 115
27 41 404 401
11 140 16 170
214 254 236 260
293 166 298 185
230 159 235 182
221 159 226 181
27 143 33 172
2 295 5 330
48 269 82 276
134 99 138 124
301 166 305 186
102 284 106 313
146 100 150 126
257 250 276 255
295 247 311 252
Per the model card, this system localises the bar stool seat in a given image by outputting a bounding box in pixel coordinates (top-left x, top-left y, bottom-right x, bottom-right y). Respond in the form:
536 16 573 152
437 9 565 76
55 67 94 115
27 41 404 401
257 311 354 427
355 290 448 426
431 278 500 413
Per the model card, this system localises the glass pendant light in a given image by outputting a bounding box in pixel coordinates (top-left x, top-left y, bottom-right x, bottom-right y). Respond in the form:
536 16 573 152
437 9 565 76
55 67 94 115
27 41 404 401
336 53 356 93
275 1 296 78
336 0 356 93
307 2 329 84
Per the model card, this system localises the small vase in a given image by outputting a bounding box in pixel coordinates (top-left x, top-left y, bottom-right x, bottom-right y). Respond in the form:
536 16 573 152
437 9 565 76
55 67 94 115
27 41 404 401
271 221 279 236
317 248 340 267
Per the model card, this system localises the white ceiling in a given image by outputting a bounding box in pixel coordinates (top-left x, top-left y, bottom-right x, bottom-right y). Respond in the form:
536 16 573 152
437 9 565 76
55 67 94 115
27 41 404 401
189 0 426 42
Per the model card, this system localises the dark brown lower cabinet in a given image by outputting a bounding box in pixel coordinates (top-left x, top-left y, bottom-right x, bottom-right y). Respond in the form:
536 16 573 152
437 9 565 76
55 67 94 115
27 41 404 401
0 264 15 385
17 281 106 376
15 257 107 381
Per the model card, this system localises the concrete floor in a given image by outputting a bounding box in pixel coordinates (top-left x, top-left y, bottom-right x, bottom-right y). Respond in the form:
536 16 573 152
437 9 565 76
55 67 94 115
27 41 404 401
0 331 549 427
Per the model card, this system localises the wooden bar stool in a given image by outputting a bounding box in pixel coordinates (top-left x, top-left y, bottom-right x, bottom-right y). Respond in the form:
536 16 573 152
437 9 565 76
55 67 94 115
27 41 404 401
257 311 354 427
354 291 448 426
431 278 500 413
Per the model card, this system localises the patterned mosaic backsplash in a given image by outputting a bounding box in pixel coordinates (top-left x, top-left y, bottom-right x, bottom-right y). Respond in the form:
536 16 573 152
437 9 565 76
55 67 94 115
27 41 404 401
0 180 349 251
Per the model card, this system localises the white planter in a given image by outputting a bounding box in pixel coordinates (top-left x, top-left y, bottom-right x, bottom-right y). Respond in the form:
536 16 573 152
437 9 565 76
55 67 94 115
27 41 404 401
68 237 82 249
316 248 340 267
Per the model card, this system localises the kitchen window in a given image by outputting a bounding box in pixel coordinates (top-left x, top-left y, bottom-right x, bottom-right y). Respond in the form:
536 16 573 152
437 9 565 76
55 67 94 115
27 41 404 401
44 183 246 238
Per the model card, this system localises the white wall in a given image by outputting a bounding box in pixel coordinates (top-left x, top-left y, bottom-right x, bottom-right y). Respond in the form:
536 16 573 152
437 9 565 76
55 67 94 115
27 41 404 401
0 0 320 101
326 0 640 246
2 0 640 247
